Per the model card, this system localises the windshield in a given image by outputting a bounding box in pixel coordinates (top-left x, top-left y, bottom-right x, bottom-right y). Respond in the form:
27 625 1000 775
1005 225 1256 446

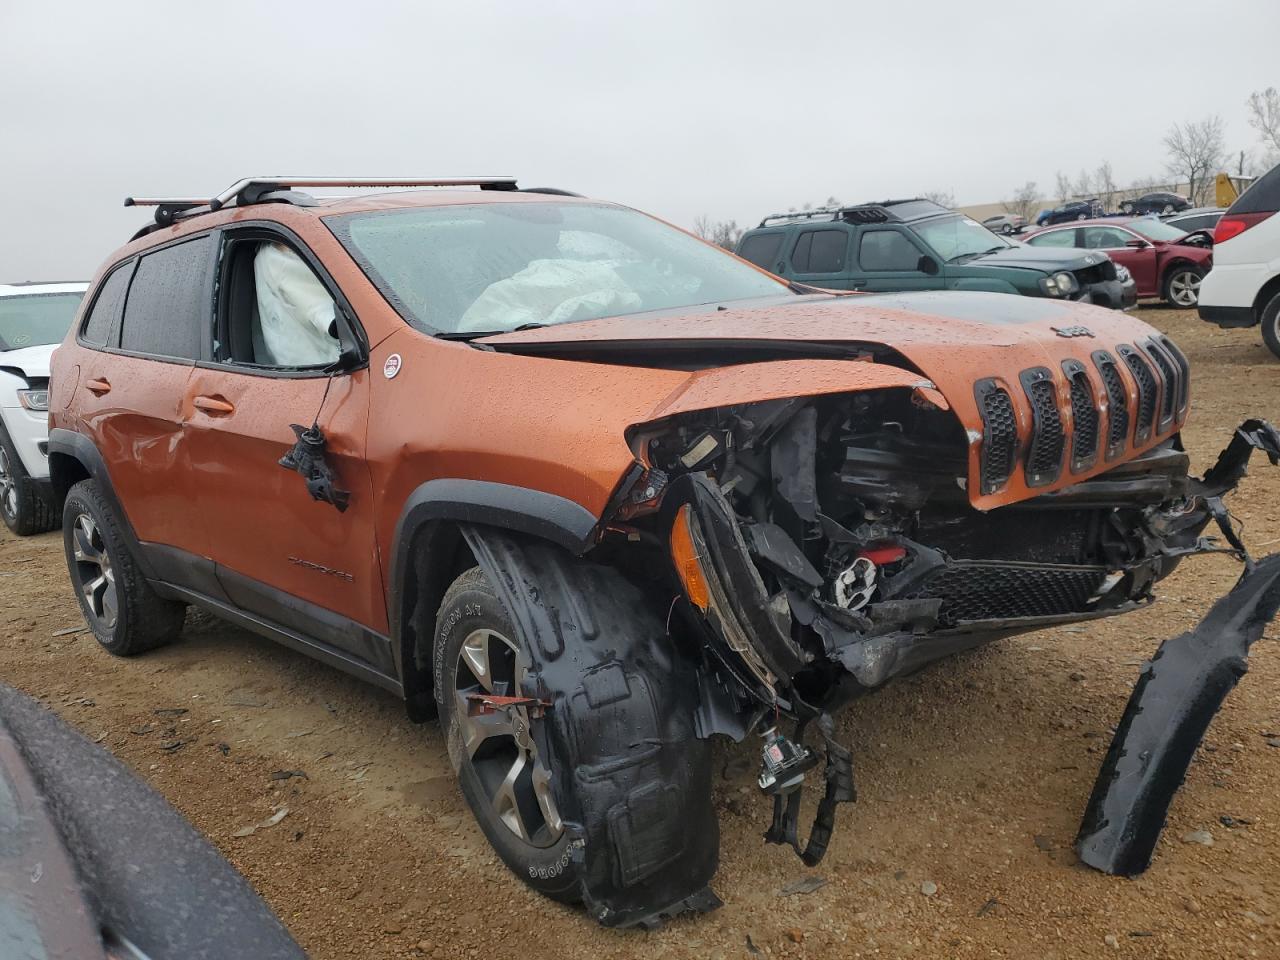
0 292 83 351
914 216 1012 261
1127 218 1195 241
328 202 787 335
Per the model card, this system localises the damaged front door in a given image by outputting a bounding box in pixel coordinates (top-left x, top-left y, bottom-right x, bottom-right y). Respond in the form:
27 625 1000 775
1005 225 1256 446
184 229 390 671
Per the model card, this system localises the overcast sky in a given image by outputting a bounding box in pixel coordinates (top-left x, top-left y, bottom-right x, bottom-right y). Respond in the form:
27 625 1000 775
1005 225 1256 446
2 0 1277 280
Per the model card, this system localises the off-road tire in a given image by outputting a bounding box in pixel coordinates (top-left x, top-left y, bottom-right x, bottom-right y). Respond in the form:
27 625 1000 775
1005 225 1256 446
62 480 185 656
1162 264 1203 308
1262 292 1280 361
0 421 56 536
435 567 581 902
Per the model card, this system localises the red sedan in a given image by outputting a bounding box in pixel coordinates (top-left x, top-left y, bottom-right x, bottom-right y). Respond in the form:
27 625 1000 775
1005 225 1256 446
1021 216 1213 307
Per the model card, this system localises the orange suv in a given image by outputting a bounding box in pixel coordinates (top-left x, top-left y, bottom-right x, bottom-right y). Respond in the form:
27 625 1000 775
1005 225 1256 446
49 178 1280 925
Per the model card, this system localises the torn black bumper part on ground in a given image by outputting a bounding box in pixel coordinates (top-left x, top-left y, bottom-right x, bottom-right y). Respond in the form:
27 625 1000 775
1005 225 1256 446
1076 554 1280 876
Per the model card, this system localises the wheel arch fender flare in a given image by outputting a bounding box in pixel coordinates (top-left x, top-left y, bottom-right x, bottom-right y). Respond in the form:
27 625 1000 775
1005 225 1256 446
45 428 154 579
457 525 721 927
387 479 600 719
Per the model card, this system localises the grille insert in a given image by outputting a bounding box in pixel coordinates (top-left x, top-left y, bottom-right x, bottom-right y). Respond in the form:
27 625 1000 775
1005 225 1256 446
1159 335 1190 417
976 380 1017 494
1118 344 1157 443
907 561 1109 627
1143 339 1178 430
1092 350 1129 460
1020 368 1064 486
1063 360 1099 472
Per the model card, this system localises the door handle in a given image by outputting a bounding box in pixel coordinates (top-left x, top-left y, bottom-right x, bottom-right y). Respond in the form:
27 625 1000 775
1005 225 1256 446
849 281 867 289
193 395 235 415
84 378 111 395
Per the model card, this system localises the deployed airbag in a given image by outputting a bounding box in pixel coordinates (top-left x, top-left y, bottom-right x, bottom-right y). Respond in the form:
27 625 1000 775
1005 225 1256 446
253 242 341 367
457 259 642 332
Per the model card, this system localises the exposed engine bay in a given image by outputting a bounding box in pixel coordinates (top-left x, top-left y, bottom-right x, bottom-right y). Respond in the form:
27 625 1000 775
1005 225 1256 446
603 388 1280 869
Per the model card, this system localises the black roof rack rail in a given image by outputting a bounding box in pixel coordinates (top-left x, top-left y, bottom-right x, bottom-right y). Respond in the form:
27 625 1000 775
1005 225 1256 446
759 207 842 227
124 177 521 236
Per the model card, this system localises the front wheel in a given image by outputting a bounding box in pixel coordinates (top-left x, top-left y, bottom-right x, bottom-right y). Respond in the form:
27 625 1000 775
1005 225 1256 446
436 568 580 901
1261 292 1280 360
0 422 55 536
1002 223 1014 235
1162 265 1203 308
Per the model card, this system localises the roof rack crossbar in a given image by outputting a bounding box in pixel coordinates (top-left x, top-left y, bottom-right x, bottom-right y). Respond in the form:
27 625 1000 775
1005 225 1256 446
210 176 518 210
759 207 841 227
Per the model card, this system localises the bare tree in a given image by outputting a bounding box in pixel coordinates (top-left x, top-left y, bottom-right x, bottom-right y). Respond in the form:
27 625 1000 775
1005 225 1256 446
1071 168 1094 199
1246 88 1280 174
1163 115 1226 205
1003 181 1040 221
1247 87 1280 153
691 216 742 251
1094 161 1118 210
921 189 954 208
1055 171 1072 202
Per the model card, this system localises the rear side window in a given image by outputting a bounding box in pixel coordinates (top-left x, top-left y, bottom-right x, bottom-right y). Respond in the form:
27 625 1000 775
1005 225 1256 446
791 229 847 273
120 236 212 360
858 230 921 271
737 232 784 269
81 266 131 348
1027 229 1079 248
1230 163 1280 215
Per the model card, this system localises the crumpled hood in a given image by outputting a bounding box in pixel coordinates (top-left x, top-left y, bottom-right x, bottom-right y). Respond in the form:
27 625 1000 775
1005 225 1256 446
481 291 1179 510
0 343 56 380
480 289 1159 364
965 244 1113 272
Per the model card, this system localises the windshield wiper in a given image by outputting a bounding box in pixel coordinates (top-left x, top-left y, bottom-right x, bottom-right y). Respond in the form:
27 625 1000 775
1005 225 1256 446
436 322 548 341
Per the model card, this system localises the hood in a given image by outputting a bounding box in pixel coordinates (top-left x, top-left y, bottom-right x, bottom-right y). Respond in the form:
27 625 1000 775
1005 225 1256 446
0 343 56 379
966 244 1111 272
480 291 1178 511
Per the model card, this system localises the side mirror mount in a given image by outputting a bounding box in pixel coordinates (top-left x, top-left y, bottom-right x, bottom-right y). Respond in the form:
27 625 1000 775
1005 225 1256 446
918 255 940 276
1124 238 1149 249
325 304 367 374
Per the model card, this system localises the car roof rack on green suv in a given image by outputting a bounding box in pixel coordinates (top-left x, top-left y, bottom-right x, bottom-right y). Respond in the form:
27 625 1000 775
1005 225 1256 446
758 198 949 228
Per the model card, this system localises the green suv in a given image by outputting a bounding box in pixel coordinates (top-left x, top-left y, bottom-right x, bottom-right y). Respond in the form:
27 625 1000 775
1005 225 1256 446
735 199 1137 308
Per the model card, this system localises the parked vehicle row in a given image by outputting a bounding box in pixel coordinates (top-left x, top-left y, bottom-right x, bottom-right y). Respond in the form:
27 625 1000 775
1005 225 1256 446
736 200 1135 308
28 175 1279 927
1021 216 1213 308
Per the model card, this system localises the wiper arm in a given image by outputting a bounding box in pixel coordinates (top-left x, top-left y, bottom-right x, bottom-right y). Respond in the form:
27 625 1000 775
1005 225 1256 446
436 322 548 342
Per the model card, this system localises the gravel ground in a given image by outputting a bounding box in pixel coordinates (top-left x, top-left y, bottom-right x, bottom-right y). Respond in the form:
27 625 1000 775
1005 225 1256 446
1 306 1278 959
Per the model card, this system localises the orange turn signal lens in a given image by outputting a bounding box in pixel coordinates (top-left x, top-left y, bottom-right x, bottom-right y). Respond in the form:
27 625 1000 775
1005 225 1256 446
670 504 710 610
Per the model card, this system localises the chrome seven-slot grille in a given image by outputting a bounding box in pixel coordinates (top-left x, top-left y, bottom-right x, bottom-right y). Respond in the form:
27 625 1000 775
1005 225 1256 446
975 337 1188 494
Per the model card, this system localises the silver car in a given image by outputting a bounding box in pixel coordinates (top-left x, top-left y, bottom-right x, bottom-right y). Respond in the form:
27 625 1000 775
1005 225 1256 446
982 212 1027 235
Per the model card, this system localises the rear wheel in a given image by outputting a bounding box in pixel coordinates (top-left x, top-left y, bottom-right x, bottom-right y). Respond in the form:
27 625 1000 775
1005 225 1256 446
0 423 55 536
1162 265 1203 308
1002 223 1014 235
1163 203 1175 214
1076 213 1086 220
62 480 186 656
436 568 579 901
1261 292 1280 360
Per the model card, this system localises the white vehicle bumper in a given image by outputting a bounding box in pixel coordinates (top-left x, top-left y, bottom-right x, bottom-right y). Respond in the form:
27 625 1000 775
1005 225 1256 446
1199 261 1269 312
0 405 52 480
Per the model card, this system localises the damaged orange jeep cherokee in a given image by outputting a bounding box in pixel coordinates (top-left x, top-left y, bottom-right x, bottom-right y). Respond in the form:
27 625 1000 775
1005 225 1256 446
49 178 1280 927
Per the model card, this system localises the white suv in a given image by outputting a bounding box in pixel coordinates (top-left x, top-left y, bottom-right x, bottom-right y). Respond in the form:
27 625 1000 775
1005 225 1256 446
1198 162 1280 358
0 282 87 534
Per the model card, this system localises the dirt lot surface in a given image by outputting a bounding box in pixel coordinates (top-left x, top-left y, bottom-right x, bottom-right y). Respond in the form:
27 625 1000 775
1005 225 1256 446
1 307 1278 959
